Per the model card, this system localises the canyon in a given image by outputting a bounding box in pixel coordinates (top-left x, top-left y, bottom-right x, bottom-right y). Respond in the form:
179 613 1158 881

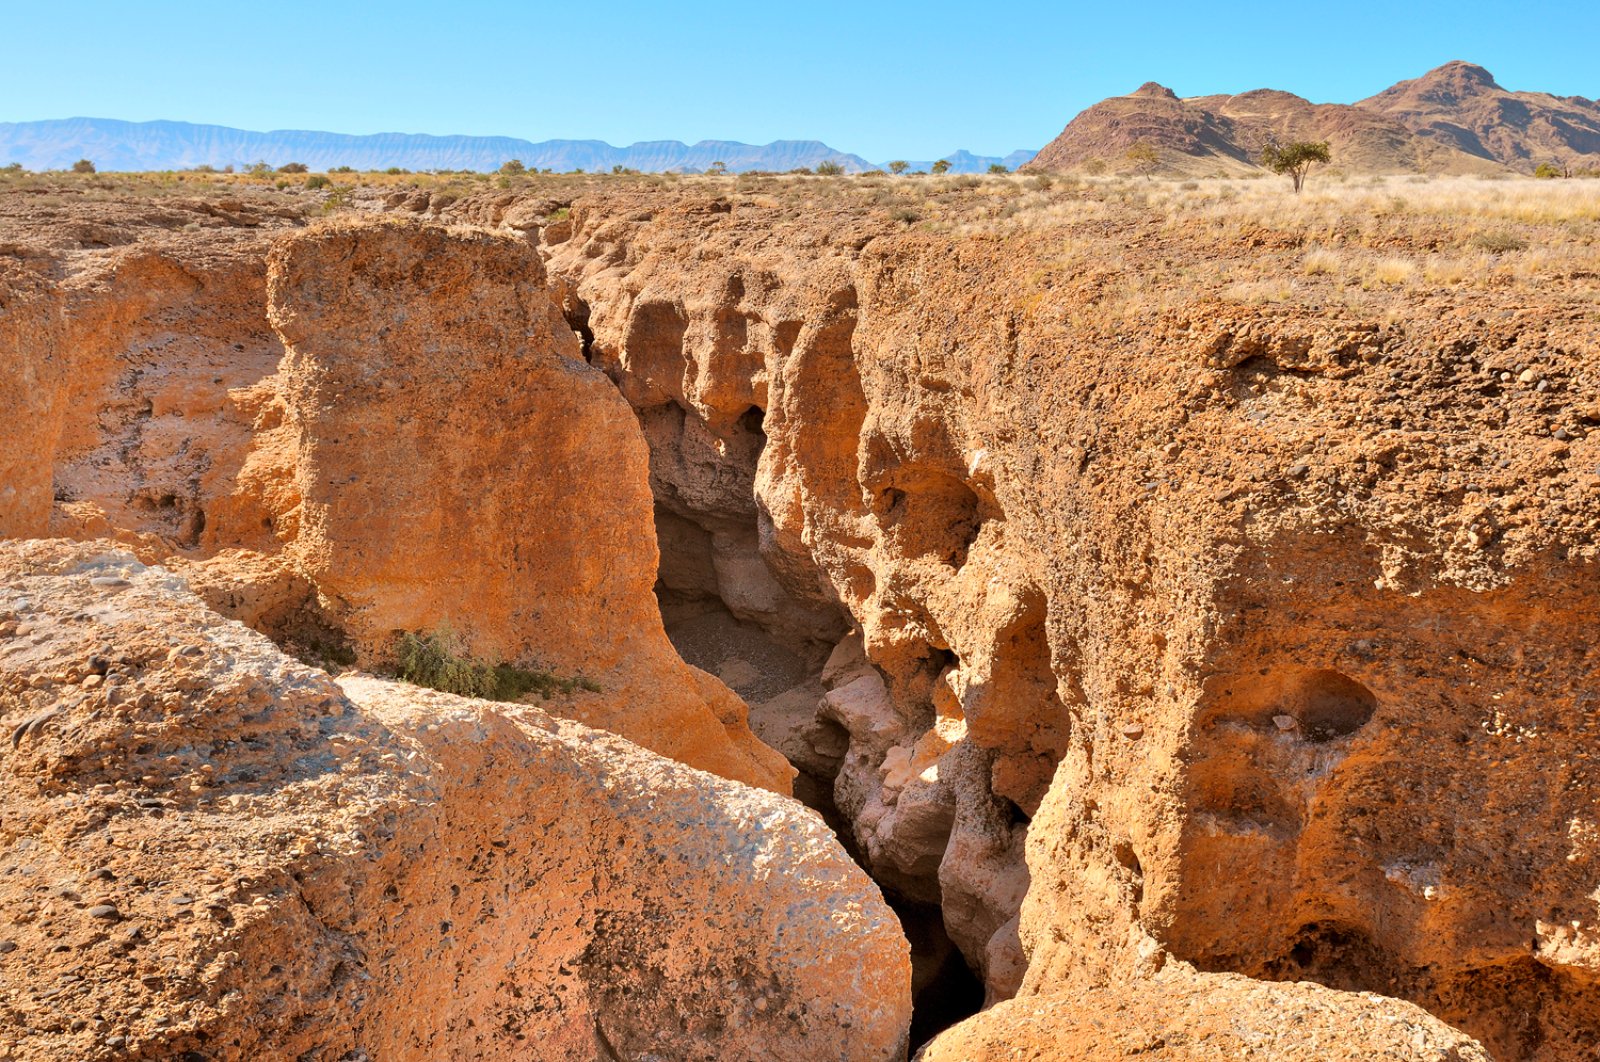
2 168 1599 1059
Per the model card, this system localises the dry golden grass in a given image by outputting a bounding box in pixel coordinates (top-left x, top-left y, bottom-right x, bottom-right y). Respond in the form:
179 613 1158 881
1367 258 1419 287
4 167 1595 322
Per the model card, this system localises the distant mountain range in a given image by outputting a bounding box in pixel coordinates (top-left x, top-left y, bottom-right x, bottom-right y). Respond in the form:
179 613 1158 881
1024 62 1600 176
0 117 1035 175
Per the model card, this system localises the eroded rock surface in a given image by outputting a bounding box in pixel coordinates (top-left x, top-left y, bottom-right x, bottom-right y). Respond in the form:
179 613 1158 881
919 968 1491 1060
6 177 1600 1058
0 540 909 1061
266 221 789 791
1 208 789 794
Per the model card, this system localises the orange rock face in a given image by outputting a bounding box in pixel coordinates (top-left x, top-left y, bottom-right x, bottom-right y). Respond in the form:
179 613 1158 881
0 540 909 1061
0 201 789 794
266 221 790 791
920 970 1490 1060
7 177 1600 1058
513 182 1600 1055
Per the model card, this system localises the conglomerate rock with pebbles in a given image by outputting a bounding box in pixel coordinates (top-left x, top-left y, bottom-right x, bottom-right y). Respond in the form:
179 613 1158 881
0 539 910 1061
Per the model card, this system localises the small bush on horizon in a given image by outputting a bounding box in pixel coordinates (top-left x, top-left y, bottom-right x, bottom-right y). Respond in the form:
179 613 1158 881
71 159 96 174
500 159 526 175
931 159 952 175
888 160 909 175
815 160 845 176
394 628 601 703
988 163 1010 174
278 162 308 173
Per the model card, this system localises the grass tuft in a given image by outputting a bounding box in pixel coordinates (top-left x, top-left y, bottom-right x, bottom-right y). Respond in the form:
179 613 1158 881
395 628 600 702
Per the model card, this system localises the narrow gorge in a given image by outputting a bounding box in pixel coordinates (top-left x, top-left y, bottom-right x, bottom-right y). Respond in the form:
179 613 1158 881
3 174 1599 1060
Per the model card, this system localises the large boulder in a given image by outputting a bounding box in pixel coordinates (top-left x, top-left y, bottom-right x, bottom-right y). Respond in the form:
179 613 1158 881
919 968 1489 1061
0 540 909 1061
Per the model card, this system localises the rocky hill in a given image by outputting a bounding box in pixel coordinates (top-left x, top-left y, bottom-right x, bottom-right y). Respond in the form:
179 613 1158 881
1359 60 1600 171
1027 61 1597 175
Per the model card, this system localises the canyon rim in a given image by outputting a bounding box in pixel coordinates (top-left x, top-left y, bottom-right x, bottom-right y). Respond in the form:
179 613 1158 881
3 46 1600 1062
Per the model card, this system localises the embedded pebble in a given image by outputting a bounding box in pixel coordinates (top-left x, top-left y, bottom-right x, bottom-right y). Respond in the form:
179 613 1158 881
89 577 131 590
87 905 121 921
1273 715 1298 731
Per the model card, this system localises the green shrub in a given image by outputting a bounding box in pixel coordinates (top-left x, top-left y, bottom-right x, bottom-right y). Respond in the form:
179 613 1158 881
304 174 332 190
499 159 526 175
1260 139 1331 193
278 161 309 173
72 159 96 174
988 163 1010 174
394 628 600 702
815 160 845 176
1534 162 1568 180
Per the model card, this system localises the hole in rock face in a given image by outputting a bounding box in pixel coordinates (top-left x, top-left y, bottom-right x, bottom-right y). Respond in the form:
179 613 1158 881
1295 669 1377 742
737 404 766 441
872 470 982 569
1113 842 1145 907
1200 665 1378 744
1261 921 1396 993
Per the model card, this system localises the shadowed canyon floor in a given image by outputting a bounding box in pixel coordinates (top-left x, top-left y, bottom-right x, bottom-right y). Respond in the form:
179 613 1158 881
2 170 1600 1059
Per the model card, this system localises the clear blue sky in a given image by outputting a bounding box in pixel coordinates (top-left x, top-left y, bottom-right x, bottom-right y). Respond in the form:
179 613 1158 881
5 0 1594 159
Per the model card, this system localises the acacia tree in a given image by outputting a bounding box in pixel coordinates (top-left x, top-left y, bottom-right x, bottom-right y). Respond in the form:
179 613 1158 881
888 160 908 175
1125 142 1159 180
1261 140 1331 193
931 159 951 175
